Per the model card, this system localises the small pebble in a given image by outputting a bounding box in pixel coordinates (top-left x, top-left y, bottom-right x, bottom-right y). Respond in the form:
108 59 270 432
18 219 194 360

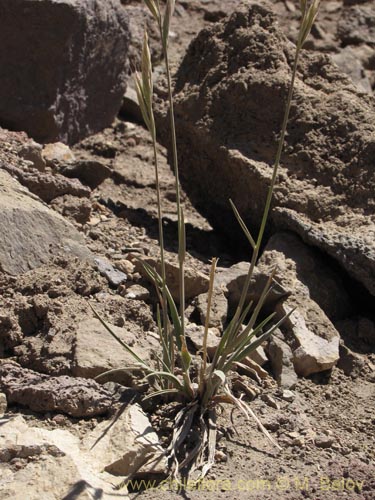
262 394 280 409
125 285 150 301
215 450 228 463
281 390 295 402
315 434 335 449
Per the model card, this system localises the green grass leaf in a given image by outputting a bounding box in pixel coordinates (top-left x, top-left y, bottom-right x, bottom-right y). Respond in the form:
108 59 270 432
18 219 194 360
229 199 256 250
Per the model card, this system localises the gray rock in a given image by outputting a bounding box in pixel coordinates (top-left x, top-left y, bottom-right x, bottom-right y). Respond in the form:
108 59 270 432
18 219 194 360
267 332 298 389
18 140 46 171
281 389 295 403
0 361 113 417
95 258 127 287
0 0 130 144
0 170 91 275
156 3 375 296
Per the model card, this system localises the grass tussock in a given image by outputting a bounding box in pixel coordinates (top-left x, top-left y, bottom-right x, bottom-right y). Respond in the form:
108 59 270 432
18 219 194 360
91 0 321 484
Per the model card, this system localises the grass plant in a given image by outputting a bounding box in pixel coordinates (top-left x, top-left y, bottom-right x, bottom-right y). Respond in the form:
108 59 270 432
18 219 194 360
91 0 321 483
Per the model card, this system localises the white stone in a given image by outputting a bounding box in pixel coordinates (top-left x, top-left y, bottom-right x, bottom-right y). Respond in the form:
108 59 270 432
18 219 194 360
84 404 166 476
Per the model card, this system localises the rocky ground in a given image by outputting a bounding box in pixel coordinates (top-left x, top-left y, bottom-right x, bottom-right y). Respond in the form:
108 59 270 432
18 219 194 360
0 1 374 499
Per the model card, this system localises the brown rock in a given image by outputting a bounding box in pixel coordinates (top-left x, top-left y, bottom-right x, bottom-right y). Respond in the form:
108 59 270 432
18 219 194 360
258 232 352 321
60 159 112 189
7 167 91 203
0 0 130 144
50 195 92 224
337 340 365 377
156 3 375 296
280 304 340 377
186 323 220 358
246 345 268 367
72 317 157 385
0 361 113 417
216 262 288 313
0 170 91 275
194 287 228 329
121 83 144 124
358 317 375 345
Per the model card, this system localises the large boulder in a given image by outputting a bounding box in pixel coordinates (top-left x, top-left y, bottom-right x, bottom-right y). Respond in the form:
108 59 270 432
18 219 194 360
0 361 113 417
0 415 132 499
0 170 90 275
0 0 130 144
83 404 166 476
156 3 375 296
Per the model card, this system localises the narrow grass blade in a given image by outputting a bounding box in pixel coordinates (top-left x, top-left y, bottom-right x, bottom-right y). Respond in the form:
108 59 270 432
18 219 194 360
227 308 296 368
142 389 179 402
234 394 282 451
144 371 185 392
89 303 152 371
178 206 186 265
142 260 183 350
168 403 199 478
209 300 253 373
95 367 145 382
229 199 256 250
180 345 192 372
200 258 217 391
221 312 276 371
